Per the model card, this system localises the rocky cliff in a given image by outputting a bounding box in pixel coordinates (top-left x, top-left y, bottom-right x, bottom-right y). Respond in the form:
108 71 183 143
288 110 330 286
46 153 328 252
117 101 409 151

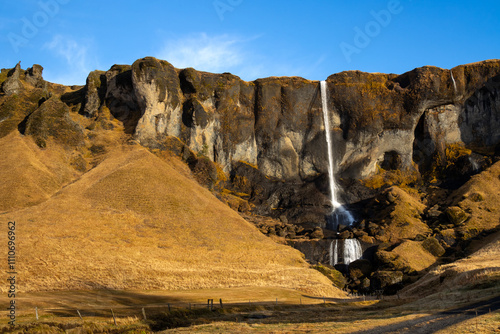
76 58 500 223
2 58 500 227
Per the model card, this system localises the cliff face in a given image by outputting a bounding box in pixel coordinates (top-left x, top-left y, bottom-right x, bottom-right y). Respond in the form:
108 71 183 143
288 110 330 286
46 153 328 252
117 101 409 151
75 58 500 220
2 58 500 226
81 58 500 179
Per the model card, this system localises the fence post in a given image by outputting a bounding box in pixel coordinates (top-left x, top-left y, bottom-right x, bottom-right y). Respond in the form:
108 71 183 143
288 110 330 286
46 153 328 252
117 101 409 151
476 310 478 332
168 303 171 312
77 310 83 320
142 307 147 320
219 298 223 309
111 309 117 326
35 307 39 320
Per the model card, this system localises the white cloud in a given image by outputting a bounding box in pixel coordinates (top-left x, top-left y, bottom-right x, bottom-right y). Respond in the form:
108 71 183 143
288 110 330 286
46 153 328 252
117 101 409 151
155 33 329 81
43 35 94 85
157 33 260 78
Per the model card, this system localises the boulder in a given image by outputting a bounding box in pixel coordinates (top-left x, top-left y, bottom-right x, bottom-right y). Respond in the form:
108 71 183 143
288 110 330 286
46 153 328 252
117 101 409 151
24 98 85 148
438 229 457 247
348 259 373 280
371 270 403 289
422 237 446 257
426 205 442 218
310 227 324 239
339 230 352 239
446 206 469 225
314 264 347 289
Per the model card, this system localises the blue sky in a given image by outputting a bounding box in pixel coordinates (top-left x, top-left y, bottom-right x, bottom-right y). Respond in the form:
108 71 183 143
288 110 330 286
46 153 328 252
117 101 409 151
1 0 499 85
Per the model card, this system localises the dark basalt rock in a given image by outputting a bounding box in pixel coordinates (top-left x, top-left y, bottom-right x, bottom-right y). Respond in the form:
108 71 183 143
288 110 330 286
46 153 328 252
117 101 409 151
182 98 209 128
1 62 22 95
25 64 45 88
371 270 404 294
24 97 85 148
422 237 446 257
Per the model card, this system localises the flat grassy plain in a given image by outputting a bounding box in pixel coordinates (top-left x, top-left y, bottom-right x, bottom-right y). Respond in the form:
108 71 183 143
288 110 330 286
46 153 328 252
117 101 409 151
1 286 498 333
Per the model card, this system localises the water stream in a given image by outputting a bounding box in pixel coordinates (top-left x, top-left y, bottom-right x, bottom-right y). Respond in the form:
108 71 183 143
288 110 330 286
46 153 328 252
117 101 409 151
450 69 457 94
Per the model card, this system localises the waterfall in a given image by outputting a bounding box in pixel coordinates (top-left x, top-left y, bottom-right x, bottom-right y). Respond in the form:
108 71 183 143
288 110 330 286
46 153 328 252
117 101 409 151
469 155 480 172
450 70 457 94
320 80 354 230
329 239 338 266
329 239 362 266
343 239 362 265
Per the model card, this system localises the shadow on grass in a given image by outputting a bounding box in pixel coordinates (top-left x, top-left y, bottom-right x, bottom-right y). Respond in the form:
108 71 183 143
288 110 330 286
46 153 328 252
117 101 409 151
29 288 500 333
350 295 500 334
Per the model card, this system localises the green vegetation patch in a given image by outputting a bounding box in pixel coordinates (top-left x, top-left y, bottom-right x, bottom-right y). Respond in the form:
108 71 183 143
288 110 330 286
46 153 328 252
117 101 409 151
314 264 347 289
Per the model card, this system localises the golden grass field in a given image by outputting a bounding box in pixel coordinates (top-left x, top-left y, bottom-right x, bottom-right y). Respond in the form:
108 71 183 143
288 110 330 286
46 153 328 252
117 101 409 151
0 132 343 297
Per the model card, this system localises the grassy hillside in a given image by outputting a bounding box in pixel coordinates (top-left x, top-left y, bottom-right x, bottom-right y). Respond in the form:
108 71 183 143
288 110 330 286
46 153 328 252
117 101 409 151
0 133 342 296
401 229 500 299
0 132 77 211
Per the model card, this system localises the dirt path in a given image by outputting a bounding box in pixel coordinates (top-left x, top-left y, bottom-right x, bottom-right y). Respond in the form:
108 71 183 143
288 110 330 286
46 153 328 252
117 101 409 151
351 295 500 333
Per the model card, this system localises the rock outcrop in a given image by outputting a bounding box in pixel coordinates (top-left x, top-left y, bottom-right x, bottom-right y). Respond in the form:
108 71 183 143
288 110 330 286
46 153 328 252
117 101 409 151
1 62 22 95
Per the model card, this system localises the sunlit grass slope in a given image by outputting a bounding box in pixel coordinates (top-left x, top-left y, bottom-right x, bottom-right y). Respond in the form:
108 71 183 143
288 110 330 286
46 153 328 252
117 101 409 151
1 136 342 297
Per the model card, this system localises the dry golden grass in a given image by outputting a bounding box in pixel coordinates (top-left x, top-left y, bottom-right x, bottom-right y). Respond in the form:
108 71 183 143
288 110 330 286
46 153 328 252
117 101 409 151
154 309 500 334
0 132 77 211
0 286 331 319
391 240 437 272
449 160 500 239
434 311 500 334
1 140 343 297
376 186 431 242
401 230 500 299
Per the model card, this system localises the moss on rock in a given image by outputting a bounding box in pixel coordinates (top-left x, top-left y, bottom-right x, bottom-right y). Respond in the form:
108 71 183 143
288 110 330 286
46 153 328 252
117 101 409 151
313 264 347 290
421 237 445 257
371 270 404 290
446 206 469 226
25 97 85 148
